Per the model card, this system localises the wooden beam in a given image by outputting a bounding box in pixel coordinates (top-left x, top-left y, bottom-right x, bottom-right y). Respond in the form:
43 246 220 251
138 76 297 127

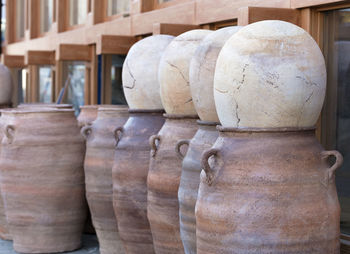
29 0 41 39
56 44 91 61
2 55 25 68
92 0 106 24
153 23 200 36
291 0 347 8
238 7 301 26
25 50 56 65
96 35 137 55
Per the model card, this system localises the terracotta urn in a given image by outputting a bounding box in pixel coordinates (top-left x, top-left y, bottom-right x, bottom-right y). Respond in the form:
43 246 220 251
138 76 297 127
18 103 73 109
176 26 241 254
113 35 173 254
214 20 327 128
81 106 128 254
77 105 99 128
148 29 211 254
158 29 212 116
0 108 87 253
196 21 342 254
0 64 13 107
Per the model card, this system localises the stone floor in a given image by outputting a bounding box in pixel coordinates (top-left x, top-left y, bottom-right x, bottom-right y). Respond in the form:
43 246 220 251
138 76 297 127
0 234 100 254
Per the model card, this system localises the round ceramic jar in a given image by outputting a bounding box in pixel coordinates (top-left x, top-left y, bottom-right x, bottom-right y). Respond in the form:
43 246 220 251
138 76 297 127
159 29 212 115
122 35 175 110
214 20 326 128
189 26 241 123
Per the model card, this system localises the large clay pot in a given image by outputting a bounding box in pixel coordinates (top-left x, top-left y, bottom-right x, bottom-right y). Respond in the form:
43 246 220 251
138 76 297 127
77 105 99 128
113 110 165 254
196 127 342 254
176 27 241 254
18 103 73 109
148 115 198 254
214 20 327 128
0 108 87 253
81 106 128 254
0 64 13 106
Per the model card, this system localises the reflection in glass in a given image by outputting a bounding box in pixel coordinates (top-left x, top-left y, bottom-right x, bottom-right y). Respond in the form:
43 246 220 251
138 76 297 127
110 55 127 104
69 0 88 26
18 69 27 104
40 0 53 34
107 0 130 16
38 66 52 103
158 0 172 3
323 8 350 234
16 0 25 39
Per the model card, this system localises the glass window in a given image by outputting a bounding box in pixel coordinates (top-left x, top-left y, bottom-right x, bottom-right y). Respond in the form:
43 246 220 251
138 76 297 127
16 0 25 39
38 66 52 103
1 0 6 43
158 0 172 3
110 55 127 104
323 8 350 235
69 0 88 26
107 0 130 16
40 0 53 34
18 69 27 104
62 61 85 115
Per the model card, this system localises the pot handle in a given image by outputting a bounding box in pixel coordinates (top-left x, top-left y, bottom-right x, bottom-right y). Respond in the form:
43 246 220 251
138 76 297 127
114 127 124 147
321 150 343 184
149 135 161 157
81 125 92 140
201 148 220 185
4 125 15 144
175 139 190 159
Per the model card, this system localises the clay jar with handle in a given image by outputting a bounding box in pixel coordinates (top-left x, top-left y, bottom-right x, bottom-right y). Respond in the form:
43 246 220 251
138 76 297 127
113 35 174 254
176 26 242 254
0 108 87 253
77 105 99 128
81 106 128 254
148 115 198 254
113 109 165 253
197 127 342 253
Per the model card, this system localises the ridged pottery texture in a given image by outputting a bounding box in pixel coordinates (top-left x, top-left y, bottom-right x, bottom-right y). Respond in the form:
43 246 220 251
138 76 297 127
214 20 327 128
158 30 212 115
113 110 165 254
122 35 174 110
148 115 198 254
81 106 129 254
77 105 99 128
0 109 87 253
0 64 12 106
0 114 10 240
196 127 342 254
189 26 241 123
177 121 218 254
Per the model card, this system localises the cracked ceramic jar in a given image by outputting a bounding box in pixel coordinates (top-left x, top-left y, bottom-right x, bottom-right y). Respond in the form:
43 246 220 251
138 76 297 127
77 105 99 128
148 115 198 254
0 108 86 253
176 26 241 254
122 35 175 110
81 106 128 254
0 64 12 107
113 109 164 254
159 29 212 116
214 20 327 128
196 127 342 254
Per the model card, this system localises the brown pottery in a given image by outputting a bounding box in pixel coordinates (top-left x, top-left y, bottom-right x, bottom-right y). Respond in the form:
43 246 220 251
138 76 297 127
177 121 219 254
147 114 198 254
112 109 165 254
196 127 343 254
0 108 87 253
77 105 99 128
18 103 73 109
81 106 128 254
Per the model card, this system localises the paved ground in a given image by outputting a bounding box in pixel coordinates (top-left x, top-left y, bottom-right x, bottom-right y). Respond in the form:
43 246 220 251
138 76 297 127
0 234 100 254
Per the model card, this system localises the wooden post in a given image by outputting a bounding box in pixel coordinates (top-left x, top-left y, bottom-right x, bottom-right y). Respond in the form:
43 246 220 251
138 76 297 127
153 23 200 36
96 35 137 55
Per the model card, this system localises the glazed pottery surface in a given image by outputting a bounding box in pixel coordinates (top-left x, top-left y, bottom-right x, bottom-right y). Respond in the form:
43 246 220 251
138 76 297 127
0 64 12 105
81 106 129 254
122 35 174 110
159 29 212 115
214 20 327 128
196 127 342 254
113 110 165 254
177 121 218 254
77 105 99 127
0 108 87 253
189 26 241 122
147 115 198 254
